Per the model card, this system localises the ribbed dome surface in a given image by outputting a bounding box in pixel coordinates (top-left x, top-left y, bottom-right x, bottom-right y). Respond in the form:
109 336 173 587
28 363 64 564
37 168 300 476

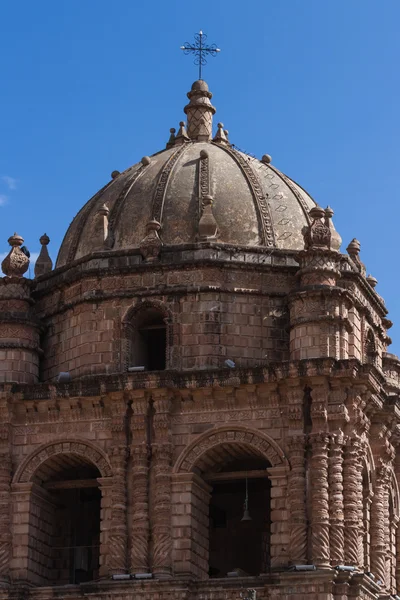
56 82 320 268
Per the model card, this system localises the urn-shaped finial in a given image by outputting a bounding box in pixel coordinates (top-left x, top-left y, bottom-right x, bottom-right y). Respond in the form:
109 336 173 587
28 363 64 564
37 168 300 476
302 206 332 250
1 233 30 277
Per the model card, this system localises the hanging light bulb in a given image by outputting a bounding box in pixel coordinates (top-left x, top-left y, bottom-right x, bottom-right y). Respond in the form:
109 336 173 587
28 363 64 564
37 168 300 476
241 477 252 522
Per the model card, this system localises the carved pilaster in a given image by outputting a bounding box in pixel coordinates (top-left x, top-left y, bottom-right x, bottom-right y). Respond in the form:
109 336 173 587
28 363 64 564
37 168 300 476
371 462 391 585
310 433 330 567
396 513 400 594
151 393 173 578
287 435 308 564
130 394 150 574
108 399 128 574
343 436 364 567
0 415 11 580
328 433 345 566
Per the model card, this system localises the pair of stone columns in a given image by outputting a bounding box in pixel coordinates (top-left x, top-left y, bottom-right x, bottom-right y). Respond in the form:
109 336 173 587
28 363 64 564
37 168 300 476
108 392 173 578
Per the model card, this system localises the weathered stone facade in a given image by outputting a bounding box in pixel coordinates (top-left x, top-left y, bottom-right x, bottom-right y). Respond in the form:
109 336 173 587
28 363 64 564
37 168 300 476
0 79 398 600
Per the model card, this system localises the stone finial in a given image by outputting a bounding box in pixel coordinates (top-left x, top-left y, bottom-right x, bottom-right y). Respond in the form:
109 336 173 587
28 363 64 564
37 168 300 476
262 154 272 164
140 220 162 262
175 121 190 145
303 206 332 250
166 127 176 149
1 233 30 277
324 206 342 251
213 122 230 145
34 234 53 278
111 170 120 179
198 195 218 240
184 80 216 141
94 204 110 250
347 238 366 276
366 274 378 288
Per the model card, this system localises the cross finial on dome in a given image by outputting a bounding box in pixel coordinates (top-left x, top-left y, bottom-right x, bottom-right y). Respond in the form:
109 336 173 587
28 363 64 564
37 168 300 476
180 31 221 80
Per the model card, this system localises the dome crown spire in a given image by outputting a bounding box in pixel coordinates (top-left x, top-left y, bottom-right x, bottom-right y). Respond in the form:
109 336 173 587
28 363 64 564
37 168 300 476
184 79 216 141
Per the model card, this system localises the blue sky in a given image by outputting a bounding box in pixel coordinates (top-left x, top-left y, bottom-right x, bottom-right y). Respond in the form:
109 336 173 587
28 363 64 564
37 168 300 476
1 0 400 352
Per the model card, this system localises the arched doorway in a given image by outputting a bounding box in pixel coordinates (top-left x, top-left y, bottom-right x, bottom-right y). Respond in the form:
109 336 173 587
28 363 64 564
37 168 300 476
12 448 109 586
172 427 288 579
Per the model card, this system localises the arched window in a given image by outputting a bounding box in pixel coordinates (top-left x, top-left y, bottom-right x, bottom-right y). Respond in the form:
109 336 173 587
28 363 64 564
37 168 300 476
24 454 102 585
206 456 271 577
127 304 169 371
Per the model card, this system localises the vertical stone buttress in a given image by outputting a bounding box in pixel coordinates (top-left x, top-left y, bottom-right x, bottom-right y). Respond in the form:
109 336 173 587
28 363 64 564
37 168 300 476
130 391 150 573
285 386 308 564
327 385 347 567
184 80 216 141
310 433 331 567
328 433 345 566
0 398 11 581
151 391 173 578
289 207 350 361
343 436 364 567
371 462 391 585
108 398 129 575
0 234 41 384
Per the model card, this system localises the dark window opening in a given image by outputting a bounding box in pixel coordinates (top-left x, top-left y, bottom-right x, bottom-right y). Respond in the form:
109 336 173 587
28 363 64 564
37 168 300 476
52 486 101 584
208 476 271 578
131 308 167 371
30 459 101 586
139 326 166 370
365 330 378 365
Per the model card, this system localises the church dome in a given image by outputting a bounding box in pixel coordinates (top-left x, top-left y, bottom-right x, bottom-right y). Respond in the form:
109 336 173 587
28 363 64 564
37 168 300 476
56 80 335 268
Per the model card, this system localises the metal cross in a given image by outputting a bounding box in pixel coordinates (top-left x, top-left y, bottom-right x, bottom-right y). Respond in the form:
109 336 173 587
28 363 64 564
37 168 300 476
180 31 220 80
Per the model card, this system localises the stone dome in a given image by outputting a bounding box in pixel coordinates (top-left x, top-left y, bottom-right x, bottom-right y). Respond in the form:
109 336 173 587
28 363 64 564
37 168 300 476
56 80 335 268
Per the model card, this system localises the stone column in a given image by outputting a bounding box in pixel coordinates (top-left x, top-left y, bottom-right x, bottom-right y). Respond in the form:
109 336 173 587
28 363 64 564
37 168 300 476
0 418 11 582
171 472 211 579
130 392 150 574
267 465 290 569
343 436 364 567
310 433 330 567
287 435 308 565
370 463 390 585
108 399 129 575
396 514 400 593
329 433 345 566
97 478 113 578
151 392 173 578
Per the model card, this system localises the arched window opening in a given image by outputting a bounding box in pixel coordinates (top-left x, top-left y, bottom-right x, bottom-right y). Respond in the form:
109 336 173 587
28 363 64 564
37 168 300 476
28 455 101 585
204 455 271 578
131 307 167 371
